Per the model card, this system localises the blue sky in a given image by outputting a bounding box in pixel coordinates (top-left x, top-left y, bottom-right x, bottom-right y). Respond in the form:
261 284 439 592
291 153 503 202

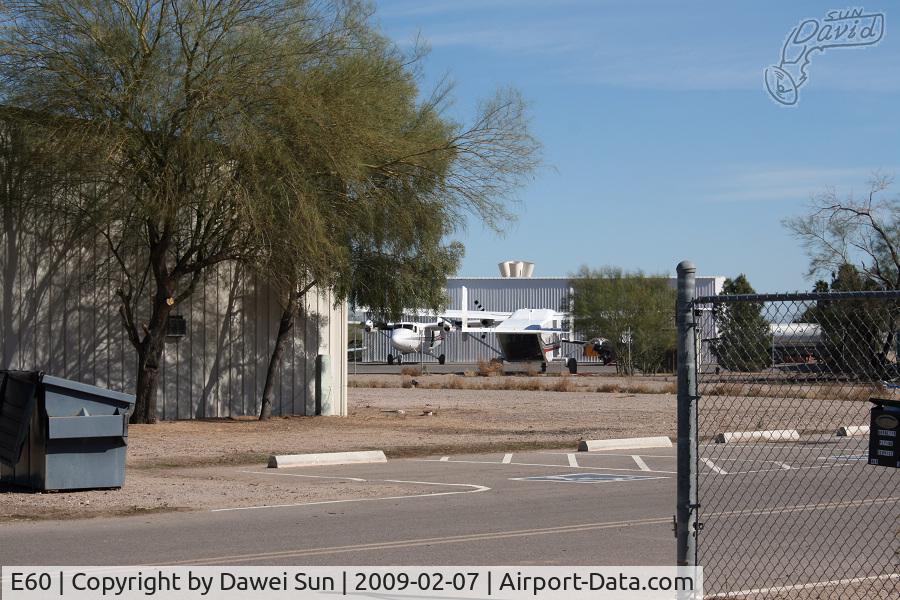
374 1 899 292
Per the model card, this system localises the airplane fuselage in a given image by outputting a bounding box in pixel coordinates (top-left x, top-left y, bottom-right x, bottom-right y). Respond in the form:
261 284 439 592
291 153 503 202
496 332 560 362
385 323 446 364
390 325 431 354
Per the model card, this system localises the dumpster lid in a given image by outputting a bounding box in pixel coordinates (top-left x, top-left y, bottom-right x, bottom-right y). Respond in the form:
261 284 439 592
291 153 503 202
870 397 900 409
41 375 135 406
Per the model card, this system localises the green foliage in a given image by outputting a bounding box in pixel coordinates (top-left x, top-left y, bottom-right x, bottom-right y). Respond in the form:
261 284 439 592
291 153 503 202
570 266 676 375
784 175 900 289
0 1 540 421
716 274 772 372
816 265 891 377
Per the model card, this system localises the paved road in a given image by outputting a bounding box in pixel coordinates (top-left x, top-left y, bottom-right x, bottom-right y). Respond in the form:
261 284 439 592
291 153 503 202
1 449 674 566
0 443 896 597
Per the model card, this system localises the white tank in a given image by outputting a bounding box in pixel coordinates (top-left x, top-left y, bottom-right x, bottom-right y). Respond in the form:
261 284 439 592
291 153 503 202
498 260 535 278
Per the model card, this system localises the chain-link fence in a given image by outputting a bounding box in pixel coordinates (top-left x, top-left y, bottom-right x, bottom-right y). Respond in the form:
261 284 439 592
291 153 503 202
678 278 900 599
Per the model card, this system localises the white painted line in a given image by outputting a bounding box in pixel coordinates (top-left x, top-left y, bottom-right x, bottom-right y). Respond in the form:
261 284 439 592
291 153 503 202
701 443 858 450
728 463 855 475
709 496 900 519
714 430 801 444
509 474 668 484
213 479 490 513
567 453 579 467
439 456 450 462
578 436 672 452
836 425 870 437
543 451 675 458
717 573 899 597
631 455 651 472
700 457 729 475
817 454 866 460
268 450 386 468
502 453 513 464
171 517 674 565
239 471 366 482
417 458 675 474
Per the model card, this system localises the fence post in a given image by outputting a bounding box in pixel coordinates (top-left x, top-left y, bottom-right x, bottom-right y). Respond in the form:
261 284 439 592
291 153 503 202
676 260 698 567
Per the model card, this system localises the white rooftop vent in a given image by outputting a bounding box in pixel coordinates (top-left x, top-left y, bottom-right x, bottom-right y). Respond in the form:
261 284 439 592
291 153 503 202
498 260 535 278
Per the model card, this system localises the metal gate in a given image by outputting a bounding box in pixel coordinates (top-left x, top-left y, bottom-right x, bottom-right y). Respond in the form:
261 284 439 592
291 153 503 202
675 261 899 599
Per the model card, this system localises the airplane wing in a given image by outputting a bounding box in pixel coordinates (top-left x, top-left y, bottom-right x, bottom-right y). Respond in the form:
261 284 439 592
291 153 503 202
353 286 569 334
438 308 511 327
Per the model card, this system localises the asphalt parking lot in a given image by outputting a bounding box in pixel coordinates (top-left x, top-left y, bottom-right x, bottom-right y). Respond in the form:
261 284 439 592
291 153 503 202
1 441 896 597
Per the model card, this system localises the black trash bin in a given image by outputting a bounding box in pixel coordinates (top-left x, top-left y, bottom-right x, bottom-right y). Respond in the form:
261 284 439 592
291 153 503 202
0 371 135 491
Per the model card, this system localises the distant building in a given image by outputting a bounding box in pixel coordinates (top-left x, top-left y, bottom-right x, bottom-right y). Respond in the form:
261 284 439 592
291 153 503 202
359 262 724 364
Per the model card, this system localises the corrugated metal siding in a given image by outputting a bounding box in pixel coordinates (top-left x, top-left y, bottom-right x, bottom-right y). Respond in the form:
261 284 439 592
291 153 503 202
362 275 723 364
0 222 346 419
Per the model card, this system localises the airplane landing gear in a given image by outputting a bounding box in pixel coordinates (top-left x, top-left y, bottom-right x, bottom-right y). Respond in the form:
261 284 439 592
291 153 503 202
387 354 394 365
438 354 446 365
540 362 547 373
566 358 578 375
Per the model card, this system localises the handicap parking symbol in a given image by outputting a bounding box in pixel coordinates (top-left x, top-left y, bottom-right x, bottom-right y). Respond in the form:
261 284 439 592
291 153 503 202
511 473 664 483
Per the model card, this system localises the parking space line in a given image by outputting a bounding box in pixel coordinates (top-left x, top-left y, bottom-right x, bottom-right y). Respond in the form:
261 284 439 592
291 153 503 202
701 457 728 475
700 443 856 450
416 458 675 474
169 516 673 565
567 453 579 467
631 455 651 471
542 452 675 458
215 476 491 513
708 496 899 519
502 453 513 464
238 471 366 482
719 573 900 597
727 463 854 475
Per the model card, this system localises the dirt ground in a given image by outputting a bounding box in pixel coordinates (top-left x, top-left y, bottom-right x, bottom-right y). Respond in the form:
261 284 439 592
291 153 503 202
0 372 873 522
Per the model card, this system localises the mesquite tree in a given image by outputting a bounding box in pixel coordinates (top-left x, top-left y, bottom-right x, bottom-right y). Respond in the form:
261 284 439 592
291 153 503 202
0 0 373 423
785 175 900 364
250 42 540 419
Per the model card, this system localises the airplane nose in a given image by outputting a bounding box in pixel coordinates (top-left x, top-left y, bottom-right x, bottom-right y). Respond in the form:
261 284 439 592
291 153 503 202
391 329 416 352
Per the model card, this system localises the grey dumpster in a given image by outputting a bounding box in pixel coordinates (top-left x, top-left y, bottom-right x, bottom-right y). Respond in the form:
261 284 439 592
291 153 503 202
0 371 135 491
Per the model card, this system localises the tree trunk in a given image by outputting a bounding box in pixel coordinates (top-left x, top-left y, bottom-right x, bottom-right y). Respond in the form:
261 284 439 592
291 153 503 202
133 338 164 424
130 281 174 424
259 287 300 420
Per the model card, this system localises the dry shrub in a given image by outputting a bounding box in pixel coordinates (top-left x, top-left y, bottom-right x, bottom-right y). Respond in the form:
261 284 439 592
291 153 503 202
595 382 620 393
507 378 542 391
524 364 540 377
476 359 503 377
400 366 423 377
349 379 392 388
628 382 676 394
593 381 676 394
446 377 465 389
548 377 577 392
704 381 876 402
351 374 675 394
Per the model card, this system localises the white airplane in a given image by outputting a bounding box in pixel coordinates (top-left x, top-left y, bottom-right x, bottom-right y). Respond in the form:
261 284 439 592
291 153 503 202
362 318 455 365
450 288 575 372
362 287 588 373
